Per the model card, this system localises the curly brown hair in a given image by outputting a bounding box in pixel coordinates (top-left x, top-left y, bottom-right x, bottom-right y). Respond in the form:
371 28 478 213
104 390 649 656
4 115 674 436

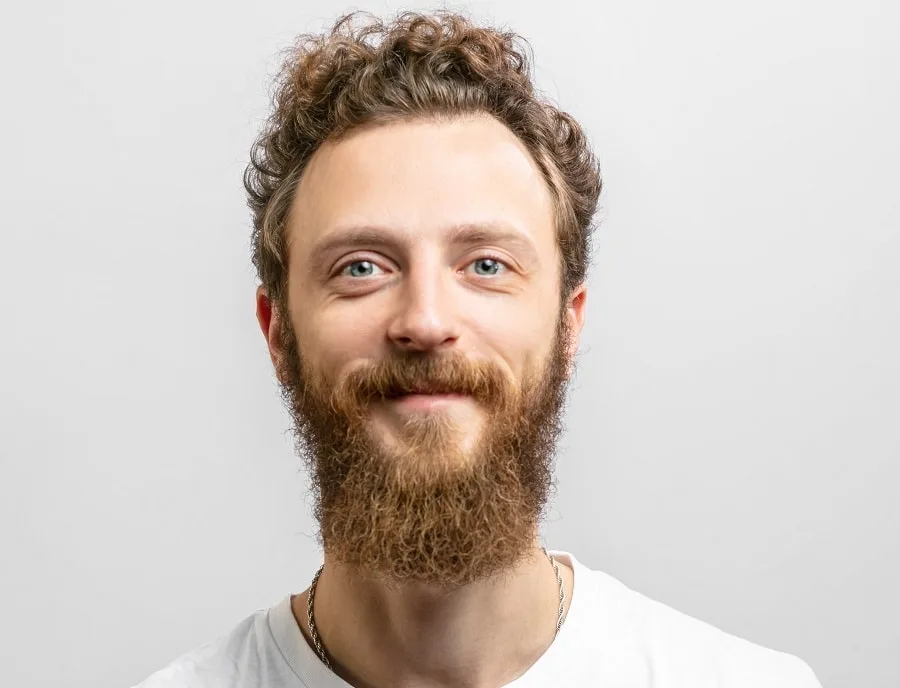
243 10 602 306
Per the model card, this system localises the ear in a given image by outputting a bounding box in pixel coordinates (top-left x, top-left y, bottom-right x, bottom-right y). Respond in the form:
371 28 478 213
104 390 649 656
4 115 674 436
256 285 287 383
563 283 587 376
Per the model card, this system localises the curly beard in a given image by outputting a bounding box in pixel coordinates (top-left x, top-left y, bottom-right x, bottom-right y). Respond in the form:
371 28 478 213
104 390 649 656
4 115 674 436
276 308 572 588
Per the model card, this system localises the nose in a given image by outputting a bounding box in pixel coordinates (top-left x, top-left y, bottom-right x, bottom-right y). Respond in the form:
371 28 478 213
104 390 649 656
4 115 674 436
386 266 460 353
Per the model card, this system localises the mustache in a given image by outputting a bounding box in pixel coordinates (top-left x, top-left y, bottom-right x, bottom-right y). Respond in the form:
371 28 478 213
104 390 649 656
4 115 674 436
336 352 511 407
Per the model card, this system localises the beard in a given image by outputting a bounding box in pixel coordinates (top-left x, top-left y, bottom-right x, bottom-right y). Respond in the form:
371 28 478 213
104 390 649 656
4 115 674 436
276 307 573 589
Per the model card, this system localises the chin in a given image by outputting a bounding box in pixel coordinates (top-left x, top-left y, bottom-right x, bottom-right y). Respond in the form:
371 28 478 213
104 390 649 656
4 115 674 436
369 413 484 468
375 397 481 431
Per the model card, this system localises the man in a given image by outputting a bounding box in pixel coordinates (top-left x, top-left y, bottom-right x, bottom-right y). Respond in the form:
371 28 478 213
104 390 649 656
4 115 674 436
135 10 822 688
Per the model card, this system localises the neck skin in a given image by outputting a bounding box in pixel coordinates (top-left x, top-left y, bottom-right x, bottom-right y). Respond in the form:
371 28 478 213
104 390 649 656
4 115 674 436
291 536 574 688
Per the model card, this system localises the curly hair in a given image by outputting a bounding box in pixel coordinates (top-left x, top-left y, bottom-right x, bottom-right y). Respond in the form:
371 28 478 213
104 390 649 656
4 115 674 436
243 10 602 306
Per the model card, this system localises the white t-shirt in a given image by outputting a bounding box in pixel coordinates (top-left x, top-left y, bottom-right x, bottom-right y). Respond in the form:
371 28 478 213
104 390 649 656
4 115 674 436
132 551 822 687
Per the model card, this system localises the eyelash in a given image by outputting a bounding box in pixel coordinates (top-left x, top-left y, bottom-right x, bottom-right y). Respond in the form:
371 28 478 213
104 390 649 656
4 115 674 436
336 255 511 278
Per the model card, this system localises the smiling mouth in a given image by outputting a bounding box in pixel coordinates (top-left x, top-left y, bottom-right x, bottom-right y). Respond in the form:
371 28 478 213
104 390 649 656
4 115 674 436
384 384 464 398
382 390 469 410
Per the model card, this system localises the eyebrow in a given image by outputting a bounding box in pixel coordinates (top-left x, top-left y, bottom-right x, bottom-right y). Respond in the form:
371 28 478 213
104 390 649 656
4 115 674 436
307 221 541 269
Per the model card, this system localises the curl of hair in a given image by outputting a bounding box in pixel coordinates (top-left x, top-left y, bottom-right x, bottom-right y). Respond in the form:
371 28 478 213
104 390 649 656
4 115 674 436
244 10 602 305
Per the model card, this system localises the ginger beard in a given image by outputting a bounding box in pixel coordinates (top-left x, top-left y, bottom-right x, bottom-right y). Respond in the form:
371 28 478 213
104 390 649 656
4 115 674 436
276 306 573 588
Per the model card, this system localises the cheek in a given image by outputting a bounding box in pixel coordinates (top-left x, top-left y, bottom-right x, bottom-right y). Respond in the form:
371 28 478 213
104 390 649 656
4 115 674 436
294 300 387 374
471 299 559 375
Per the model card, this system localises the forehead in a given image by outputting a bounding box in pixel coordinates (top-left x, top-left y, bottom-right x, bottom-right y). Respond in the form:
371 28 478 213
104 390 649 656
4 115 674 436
286 114 557 260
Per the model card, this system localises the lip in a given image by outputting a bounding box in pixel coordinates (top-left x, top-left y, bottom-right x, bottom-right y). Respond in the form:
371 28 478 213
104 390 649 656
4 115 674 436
388 392 468 411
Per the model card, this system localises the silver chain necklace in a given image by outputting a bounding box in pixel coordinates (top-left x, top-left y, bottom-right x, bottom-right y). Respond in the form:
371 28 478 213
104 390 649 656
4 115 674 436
306 547 566 671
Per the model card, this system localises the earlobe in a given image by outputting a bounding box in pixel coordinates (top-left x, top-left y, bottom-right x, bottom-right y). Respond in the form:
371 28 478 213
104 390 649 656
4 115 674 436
256 286 285 378
256 288 272 334
256 285 275 340
567 284 587 334
564 285 588 377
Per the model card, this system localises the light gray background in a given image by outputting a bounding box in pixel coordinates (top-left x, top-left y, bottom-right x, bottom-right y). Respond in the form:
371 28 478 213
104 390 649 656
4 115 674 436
1 0 897 686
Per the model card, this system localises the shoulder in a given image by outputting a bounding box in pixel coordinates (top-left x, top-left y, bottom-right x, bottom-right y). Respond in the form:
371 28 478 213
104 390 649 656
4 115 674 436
574 563 822 687
130 607 271 688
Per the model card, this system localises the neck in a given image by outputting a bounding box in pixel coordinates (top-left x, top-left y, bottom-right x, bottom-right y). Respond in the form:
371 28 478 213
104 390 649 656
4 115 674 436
292 537 573 688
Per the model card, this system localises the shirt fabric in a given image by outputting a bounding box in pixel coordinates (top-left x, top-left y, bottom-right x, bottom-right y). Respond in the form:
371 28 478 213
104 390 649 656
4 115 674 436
132 550 822 687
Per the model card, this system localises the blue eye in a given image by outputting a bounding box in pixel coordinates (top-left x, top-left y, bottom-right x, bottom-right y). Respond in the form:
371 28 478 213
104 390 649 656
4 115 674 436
471 258 503 276
342 260 382 278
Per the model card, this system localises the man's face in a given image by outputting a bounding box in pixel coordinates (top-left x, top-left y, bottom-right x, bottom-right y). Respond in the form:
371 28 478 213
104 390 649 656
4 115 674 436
259 114 586 586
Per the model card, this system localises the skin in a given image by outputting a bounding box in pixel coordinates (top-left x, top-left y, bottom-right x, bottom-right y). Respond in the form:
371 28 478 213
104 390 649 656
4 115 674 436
256 114 587 688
